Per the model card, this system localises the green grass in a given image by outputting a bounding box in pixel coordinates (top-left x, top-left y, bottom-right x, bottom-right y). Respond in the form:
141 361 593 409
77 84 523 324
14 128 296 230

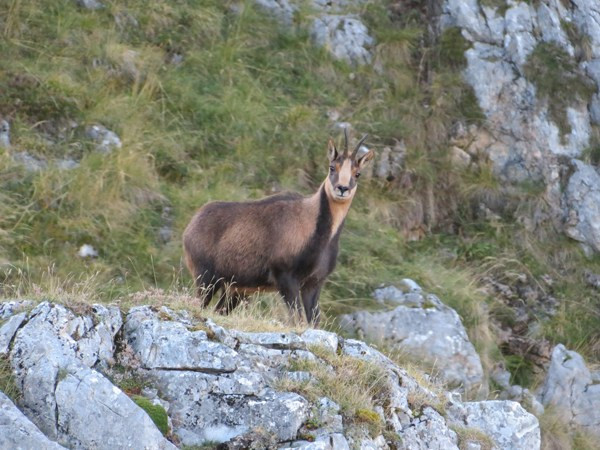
0 355 20 403
132 395 169 436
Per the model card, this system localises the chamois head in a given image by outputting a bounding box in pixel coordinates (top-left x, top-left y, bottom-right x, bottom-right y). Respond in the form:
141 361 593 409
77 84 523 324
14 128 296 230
326 129 374 202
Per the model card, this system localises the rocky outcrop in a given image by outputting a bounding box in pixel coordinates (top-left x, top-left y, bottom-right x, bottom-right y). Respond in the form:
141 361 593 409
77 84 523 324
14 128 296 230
340 281 484 394
0 300 541 449
254 0 374 65
442 0 600 252
538 344 600 438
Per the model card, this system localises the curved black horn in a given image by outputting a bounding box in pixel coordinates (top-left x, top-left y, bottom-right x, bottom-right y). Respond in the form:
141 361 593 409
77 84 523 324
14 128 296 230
351 134 368 159
343 126 350 156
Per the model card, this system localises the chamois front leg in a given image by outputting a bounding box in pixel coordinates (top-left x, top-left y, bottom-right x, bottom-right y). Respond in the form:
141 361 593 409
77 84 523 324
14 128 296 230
275 273 303 322
301 282 323 327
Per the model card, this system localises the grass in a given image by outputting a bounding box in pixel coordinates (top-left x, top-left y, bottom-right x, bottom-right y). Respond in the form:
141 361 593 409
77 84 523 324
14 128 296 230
132 395 169 436
275 344 390 437
539 407 600 450
452 425 494 450
0 355 20 403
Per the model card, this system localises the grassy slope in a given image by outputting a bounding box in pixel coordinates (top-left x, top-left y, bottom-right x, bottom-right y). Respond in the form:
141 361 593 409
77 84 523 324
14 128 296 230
1 0 599 416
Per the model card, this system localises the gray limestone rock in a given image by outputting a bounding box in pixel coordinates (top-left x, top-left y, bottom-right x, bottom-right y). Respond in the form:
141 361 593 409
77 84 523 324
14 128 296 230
0 300 552 448
231 329 306 350
311 15 373 65
538 344 600 437
0 300 33 319
12 151 48 172
124 306 238 372
564 160 600 252
254 0 296 24
0 391 66 450
340 288 484 392
301 329 339 353
0 312 27 355
55 366 176 449
86 124 122 153
447 400 541 450
9 302 122 438
442 0 600 252
399 407 459 450
150 368 308 446
77 0 104 10
0 119 10 149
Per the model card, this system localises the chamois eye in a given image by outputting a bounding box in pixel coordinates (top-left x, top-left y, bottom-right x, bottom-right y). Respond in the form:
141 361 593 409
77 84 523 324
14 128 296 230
329 165 336 173
355 172 361 179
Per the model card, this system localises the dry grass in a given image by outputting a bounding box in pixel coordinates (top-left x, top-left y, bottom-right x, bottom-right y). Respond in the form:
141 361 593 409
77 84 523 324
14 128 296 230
539 407 600 450
452 425 494 450
275 344 389 436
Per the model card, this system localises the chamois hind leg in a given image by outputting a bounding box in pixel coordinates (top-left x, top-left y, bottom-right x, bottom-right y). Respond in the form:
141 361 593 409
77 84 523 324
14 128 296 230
301 283 323 327
194 273 221 308
275 273 303 322
215 292 244 315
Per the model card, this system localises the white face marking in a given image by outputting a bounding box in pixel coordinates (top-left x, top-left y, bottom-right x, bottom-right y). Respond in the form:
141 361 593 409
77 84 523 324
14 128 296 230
338 159 352 186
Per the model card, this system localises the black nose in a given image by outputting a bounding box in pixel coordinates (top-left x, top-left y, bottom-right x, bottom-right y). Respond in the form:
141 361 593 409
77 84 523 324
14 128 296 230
337 185 349 194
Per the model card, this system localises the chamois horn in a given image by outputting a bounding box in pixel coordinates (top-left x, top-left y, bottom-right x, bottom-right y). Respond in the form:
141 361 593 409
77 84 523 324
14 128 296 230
343 126 350 157
351 134 369 159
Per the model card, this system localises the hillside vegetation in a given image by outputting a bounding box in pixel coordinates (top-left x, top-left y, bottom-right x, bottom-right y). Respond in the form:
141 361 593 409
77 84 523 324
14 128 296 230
1 0 599 401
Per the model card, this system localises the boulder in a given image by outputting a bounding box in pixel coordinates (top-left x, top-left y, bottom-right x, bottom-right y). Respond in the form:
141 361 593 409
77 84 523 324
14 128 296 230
310 15 373 65
538 344 600 437
148 368 308 445
340 284 484 393
0 300 32 319
447 400 540 450
399 407 459 450
0 391 66 450
55 366 176 449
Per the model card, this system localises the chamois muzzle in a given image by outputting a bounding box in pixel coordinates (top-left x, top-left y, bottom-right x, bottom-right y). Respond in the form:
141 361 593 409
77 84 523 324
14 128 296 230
335 185 350 197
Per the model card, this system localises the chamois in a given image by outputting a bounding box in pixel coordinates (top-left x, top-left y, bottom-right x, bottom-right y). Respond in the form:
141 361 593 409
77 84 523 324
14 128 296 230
183 131 374 324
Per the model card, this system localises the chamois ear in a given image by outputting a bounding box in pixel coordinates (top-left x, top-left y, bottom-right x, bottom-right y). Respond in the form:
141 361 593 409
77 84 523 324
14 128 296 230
357 148 375 169
327 138 339 162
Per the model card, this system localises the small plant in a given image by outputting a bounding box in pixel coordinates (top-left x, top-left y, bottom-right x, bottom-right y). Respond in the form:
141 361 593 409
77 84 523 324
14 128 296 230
355 408 384 435
504 354 534 387
524 42 595 138
132 395 169 436
110 367 149 396
276 345 389 437
435 27 470 69
452 425 494 450
0 356 20 402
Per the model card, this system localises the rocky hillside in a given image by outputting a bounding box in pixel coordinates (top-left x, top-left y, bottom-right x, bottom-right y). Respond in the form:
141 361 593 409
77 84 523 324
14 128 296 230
2 0 600 448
